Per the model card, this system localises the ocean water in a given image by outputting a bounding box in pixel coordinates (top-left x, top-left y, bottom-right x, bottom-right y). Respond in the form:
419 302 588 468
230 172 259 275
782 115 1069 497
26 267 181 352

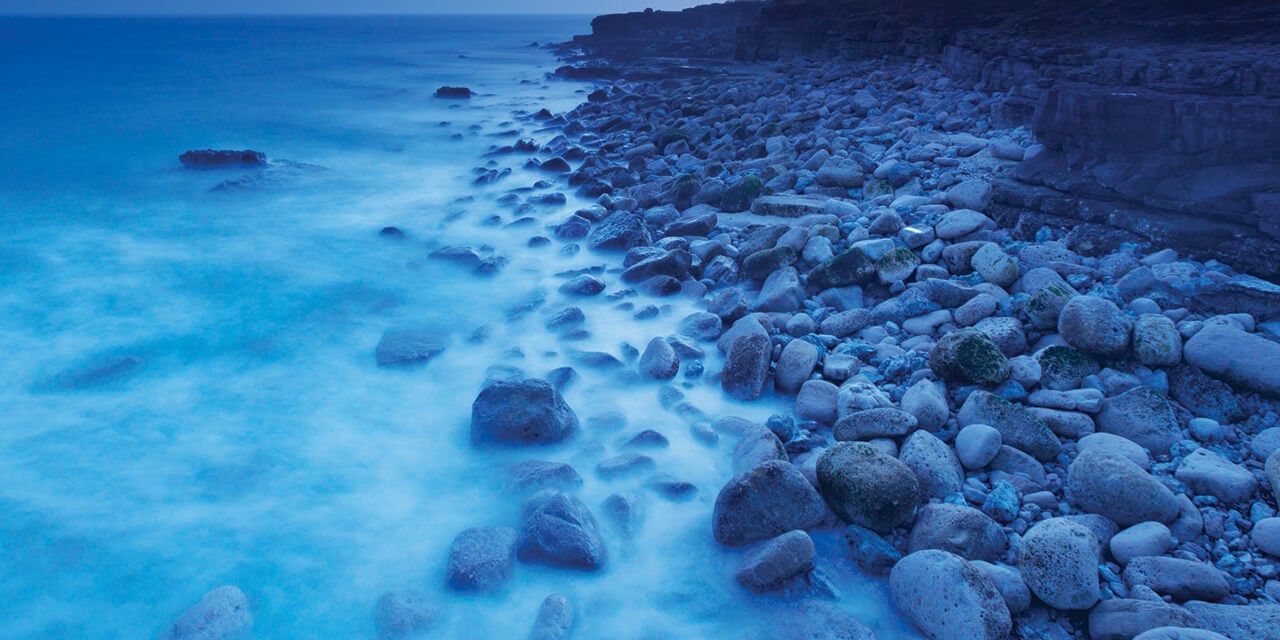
0 16 921 639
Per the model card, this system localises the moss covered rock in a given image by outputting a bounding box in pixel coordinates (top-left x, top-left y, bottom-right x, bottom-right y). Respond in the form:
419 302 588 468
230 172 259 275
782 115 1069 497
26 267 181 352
930 328 1011 386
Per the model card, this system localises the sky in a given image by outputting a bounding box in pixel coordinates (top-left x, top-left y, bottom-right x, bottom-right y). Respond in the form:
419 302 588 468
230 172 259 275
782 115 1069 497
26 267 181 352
0 0 707 14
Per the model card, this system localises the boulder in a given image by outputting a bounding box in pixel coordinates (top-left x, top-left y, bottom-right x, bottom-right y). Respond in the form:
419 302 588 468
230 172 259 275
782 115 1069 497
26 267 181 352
471 378 579 446
445 526 517 592
712 460 826 547
816 442 920 533
774 339 819 394
1132 314 1182 367
929 329 1011 386
957 391 1061 462
179 149 266 169
587 211 651 251
721 332 772 400
889 550 1011 640
1018 518 1101 610
1123 556 1230 601
1058 295 1132 357
735 530 816 592
1110 521 1173 566
1184 602 1280 640
833 407 918 441
160 586 252 640
516 491 607 570
1175 448 1258 504
1089 599 1199 640
1067 448 1179 527
638 337 679 380
528 593 573 640
1096 386 1181 456
955 424 1002 469
907 503 1006 562
1184 318 1280 396
898 430 963 499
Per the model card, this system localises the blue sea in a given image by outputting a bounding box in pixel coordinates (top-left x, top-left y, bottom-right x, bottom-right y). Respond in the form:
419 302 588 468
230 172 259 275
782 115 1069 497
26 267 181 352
0 16 920 639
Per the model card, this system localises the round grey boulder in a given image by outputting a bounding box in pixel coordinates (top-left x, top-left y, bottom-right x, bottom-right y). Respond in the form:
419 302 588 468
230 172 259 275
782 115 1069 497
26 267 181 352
890 549 1011 640
955 424 1002 469
471 378 579 446
817 442 920 534
1096 386 1181 456
1019 517 1101 610
1110 521 1173 566
898 430 963 500
1067 448 1179 527
1058 295 1132 357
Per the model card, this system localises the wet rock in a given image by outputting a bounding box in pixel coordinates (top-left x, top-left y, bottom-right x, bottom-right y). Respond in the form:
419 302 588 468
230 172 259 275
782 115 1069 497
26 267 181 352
1058 295 1132 357
747 601 877 640
898 430 963 500
733 426 787 475
1096 386 1181 456
946 179 993 211
375 329 447 368
528 593 573 640
446 526 516 592
1123 556 1230 601
971 561 1031 615
587 211 650 251
558 274 606 297
1253 517 1280 557
735 530 815 592
1067 448 1179 527
1168 365 1245 424
516 491 607 570
1019 518 1101 610
433 86 472 98
508 461 582 495
889 549 1011 640
833 407 918 441
373 590 437 640
471 378 579 446
600 492 643 538
816 442 920 534
161 586 252 640
935 209 995 240
844 524 902 575
721 332 771 400
901 378 948 432
638 337 679 380
596 453 655 481
1078 432 1150 469
712 460 825 547
796 380 839 424
774 338 819 394
929 328 1011 386
957 391 1060 462
1035 345 1098 390
808 246 875 289
956 423 1002 469
1110 521 1173 566
908 503 1006 562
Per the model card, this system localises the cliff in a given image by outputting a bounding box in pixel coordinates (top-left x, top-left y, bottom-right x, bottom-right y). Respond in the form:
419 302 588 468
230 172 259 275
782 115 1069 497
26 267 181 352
569 0 1280 276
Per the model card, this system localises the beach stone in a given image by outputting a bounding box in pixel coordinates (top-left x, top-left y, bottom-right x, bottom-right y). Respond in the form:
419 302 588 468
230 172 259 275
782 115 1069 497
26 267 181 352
774 339 819 394
587 211 650 250
1184 318 1280 396
754 266 805 312
1067 448 1179 527
1183 602 1280 640
1270 450 1280 499
901 378 948 432
974 316 1028 357
1110 522 1173 565
375 329 447 368
1096 386 1181 455
508 461 582 495
816 442 920 533
946 179 993 211
445 526 516 592
956 424 1002 469
1058 295 1132 357
1251 428 1280 460
833 407 918 441
1078 432 1150 469
373 591 437 640
712 460 825 547
1175 448 1258 504
907 503 1006 562
596 453 655 481
1254 518 1280 556
889 550 1011 640
748 601 877 640
899 430 963 500
1132 314 1182 367
471 378 579 446
955 293 998 327
160 586 252 640
957 391 1060 462
638 337 679 380
844 524 902 576
732 426 787 475
929 328 1011 386
1019 517 1101 610
1168 365 1246 424
735 530 816 592
1035 345 1099 390
558 274 605 297
819 308 871 338
1089 599 1199 640
516 491 607 570
935 209 995 240
1132 629 1229 640
527 593 573 640
836 381 892 417
1123 556 1230 601
808 246 876 289
971 561 1031 615
1028 407 1096 439
971 243 1019 288
600 492 642 538
982 480 1020 523
796 380 839 424
721 332 772 400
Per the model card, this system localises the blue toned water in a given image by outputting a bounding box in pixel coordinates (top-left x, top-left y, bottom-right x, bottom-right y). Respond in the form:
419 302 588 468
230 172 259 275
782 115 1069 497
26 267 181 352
0 16 920 640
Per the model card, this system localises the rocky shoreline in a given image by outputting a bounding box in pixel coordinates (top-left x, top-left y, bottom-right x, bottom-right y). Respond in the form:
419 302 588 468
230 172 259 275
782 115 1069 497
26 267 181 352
531 32 1280 640
159 12 1280 640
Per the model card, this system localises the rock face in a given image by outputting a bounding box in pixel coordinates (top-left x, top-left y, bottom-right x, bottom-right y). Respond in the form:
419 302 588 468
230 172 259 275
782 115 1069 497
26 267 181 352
179 149 266 169
1018 518 1100 610
890 549 1012 640
516 491 607 570
817 442 920 533
712 460 826 547
160 586 252 640
471 379 579 446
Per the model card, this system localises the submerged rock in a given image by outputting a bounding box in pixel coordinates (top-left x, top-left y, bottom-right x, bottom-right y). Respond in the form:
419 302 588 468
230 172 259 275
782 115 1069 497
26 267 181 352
712 460 825 547
375 329 447 368
516 491 607 570
373 590 437 640
471 378 579 446
527 593 573 640
433 86 473 98
160 586 252 640
446 526 517 592
734 530 815 592
179 149 266 169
